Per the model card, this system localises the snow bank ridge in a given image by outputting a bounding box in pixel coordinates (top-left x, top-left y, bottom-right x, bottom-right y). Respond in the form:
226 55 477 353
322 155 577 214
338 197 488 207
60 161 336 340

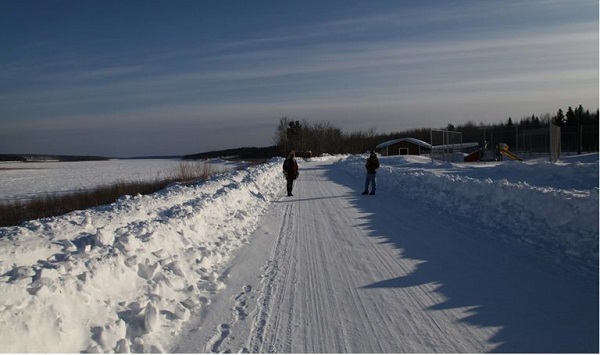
0 159 283 353
338 155 599 270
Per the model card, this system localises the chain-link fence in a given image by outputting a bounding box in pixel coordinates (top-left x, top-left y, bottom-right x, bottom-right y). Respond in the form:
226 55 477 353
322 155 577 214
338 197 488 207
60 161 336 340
475 124 598 160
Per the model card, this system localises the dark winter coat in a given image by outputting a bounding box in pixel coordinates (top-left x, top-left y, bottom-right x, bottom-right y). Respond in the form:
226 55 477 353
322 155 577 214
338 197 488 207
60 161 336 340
283 158 299 180
365 155 380 174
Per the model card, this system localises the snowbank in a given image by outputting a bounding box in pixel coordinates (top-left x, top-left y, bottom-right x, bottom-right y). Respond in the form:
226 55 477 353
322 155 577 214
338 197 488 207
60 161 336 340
0 159 284 353
337 153 599 270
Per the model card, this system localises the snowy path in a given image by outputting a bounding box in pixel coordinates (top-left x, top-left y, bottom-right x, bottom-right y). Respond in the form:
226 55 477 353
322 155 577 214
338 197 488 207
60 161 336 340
172 160 598 353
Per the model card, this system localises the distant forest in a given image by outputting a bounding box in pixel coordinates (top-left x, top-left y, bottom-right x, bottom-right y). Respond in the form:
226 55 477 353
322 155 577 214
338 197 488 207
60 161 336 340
4 104 596 162
0 154 111 162
273 104 599 156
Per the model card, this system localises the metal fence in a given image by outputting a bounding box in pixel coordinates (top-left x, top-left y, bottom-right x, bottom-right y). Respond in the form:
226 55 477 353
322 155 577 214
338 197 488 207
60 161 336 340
426 124 599 162
430 129 464 162
479 124 598 158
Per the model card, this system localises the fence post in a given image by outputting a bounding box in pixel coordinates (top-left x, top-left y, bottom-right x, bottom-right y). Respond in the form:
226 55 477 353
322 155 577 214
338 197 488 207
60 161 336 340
550 124 561 163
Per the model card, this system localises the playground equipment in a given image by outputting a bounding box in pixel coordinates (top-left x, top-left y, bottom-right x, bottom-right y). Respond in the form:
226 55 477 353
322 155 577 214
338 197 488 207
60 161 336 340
463 150 481 162
498 143 523 161
463 142 523 162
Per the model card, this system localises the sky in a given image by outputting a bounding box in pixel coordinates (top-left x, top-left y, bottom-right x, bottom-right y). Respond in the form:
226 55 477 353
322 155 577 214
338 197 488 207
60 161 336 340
0 0 598 157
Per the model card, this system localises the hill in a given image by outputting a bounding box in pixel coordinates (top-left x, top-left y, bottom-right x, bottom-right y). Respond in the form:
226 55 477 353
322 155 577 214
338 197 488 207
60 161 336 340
182 146 280 161
0 154 111 162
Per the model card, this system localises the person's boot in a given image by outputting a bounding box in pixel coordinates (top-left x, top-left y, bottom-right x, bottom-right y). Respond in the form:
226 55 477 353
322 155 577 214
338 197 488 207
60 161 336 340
361 191 368 195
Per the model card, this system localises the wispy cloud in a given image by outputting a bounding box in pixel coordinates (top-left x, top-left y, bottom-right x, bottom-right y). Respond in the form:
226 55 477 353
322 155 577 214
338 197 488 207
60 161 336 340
0 0 597 155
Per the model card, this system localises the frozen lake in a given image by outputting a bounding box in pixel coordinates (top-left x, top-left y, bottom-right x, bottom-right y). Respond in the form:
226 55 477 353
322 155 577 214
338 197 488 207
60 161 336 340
0 159 240 201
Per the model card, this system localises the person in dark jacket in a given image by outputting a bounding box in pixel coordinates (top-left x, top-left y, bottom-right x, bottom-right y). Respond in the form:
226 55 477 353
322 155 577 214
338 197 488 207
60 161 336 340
362 151 380 195
283 150 299 196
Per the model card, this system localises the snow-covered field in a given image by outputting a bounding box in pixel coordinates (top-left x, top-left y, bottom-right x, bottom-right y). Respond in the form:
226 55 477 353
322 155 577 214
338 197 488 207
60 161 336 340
0 153 597 352
0 159 241 201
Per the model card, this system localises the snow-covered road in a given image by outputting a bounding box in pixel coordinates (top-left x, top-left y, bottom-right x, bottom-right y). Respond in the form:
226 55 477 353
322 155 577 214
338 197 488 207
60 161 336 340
173 159 598 353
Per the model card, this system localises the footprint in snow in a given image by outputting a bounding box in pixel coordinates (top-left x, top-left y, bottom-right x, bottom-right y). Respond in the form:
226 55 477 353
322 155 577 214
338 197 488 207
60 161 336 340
233 285 253 321
207 323 231 353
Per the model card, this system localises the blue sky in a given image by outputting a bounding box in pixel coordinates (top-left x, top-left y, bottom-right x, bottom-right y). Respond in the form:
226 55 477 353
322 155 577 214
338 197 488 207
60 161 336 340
0 0 598 157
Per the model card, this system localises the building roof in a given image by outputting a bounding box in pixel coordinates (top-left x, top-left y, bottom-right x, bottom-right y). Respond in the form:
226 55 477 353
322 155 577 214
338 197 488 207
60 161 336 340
432 142 479 150
376 138 479 150
376 138 432 150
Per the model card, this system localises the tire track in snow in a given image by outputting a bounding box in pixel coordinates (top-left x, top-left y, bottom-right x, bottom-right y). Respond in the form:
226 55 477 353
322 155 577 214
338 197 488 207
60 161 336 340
247 199 296 353
296 180 351 352
295 168 410 352
263 203 298 353
201 184 295 353
249 162 400 352
242 161 496 352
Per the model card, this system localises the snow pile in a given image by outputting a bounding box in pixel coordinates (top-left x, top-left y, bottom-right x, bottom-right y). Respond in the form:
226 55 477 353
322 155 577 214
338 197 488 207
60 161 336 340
0 159 284 353
337 154 599 269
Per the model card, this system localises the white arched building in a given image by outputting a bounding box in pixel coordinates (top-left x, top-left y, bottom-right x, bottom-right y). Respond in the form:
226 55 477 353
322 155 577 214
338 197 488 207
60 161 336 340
376 137 479 161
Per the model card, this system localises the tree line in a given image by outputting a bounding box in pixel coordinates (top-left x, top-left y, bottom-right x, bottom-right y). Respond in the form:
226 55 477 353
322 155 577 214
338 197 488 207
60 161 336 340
273 104 599 156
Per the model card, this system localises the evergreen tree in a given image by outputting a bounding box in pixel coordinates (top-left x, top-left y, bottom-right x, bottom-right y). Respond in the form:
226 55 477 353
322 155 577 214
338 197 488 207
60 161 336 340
554 108 565 126
575 104 584 154
566 106 576 126
575 104 584 120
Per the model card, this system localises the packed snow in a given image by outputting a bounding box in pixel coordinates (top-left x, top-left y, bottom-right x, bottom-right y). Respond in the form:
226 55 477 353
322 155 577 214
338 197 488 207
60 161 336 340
0 153 597 353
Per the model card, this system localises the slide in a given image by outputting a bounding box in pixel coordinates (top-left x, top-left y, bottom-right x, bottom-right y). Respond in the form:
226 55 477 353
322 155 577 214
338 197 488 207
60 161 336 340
500 148 523 161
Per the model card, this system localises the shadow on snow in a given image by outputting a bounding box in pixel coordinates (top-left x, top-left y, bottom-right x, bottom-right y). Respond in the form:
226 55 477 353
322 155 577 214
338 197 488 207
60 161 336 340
323 164 599 353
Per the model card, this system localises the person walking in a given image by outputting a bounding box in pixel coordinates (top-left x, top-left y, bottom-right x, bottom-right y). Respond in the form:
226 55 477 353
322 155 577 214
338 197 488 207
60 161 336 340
362 150 379 195
283 150 299 196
